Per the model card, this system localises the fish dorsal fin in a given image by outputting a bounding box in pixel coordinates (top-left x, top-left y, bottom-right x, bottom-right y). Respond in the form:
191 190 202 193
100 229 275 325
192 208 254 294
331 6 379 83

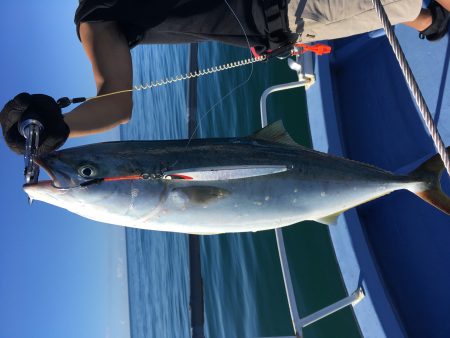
252 120 299 147
315 212 342 226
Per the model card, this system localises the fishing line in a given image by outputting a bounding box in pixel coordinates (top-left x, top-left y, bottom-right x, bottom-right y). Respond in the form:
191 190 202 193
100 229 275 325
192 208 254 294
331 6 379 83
184 0 259 148
165 0 260 170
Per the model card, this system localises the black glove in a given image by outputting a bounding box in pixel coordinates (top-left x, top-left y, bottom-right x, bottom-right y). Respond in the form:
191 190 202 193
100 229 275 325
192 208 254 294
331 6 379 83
0 93 70 154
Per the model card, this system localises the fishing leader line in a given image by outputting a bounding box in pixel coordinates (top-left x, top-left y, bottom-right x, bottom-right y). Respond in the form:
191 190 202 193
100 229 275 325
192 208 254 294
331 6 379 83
163 0 263 169
185 0 261 147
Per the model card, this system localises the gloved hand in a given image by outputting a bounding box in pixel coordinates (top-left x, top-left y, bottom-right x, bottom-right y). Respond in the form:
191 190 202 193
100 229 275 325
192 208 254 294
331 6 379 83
0 93 70 154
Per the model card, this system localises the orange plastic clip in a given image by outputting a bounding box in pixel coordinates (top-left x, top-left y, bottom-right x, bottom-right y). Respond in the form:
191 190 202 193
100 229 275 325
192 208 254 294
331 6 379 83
292 43 332 56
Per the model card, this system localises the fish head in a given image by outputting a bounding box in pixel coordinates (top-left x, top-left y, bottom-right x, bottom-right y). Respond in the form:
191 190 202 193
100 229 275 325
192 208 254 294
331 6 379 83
34 142 149 188
23 177 164 227
23 143 167 226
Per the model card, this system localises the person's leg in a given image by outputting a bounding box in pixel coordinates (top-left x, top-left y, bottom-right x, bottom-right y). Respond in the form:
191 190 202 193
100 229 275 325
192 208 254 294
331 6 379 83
402 1 449 40
403 8 432 31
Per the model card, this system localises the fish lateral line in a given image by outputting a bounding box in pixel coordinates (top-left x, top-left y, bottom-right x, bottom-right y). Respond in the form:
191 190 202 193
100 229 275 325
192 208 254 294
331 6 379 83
77 165 292 186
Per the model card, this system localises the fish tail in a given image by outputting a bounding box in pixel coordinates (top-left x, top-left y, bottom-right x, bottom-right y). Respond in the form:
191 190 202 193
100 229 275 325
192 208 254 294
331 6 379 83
409 146 450 215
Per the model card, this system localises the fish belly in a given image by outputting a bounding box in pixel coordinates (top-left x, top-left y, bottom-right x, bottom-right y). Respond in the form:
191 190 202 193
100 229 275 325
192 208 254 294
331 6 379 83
134 172 403 233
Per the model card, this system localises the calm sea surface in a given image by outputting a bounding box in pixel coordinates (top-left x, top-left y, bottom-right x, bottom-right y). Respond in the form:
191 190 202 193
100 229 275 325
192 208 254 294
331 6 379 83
122 43 362 338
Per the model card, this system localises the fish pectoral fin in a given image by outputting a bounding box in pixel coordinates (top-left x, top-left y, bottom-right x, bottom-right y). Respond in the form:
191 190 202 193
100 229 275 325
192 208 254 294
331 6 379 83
251 120 301 147
315 212 342 225
173 186 230 205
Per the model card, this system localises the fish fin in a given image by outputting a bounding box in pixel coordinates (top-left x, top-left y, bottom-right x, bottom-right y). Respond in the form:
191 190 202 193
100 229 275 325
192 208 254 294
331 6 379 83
315 212 342 225
409 146 450 215
174 186 230 205
252 120 300 147
189 231 222 235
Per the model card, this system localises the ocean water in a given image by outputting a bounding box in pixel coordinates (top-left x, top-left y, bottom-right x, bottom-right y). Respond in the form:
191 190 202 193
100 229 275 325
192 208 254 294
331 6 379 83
122 42 362 338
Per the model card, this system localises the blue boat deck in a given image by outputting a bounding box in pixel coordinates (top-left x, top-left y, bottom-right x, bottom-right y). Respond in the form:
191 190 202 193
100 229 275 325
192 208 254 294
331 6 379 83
306 26 450 337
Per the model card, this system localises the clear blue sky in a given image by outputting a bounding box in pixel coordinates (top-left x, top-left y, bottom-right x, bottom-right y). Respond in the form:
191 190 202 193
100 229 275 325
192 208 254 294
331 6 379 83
0 2 130 338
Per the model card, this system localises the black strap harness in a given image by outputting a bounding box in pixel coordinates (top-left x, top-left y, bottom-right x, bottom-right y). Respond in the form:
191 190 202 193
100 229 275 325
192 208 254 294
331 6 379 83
257 0 298 58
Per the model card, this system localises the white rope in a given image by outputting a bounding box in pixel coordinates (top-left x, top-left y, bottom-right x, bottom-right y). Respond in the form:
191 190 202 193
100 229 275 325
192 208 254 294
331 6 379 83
371 0 450 176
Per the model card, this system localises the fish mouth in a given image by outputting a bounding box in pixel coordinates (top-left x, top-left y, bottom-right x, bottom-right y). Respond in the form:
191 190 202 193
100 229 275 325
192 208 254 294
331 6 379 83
23 179 61 204
26 155 104 192
33 155 75 189
33 157 58 187
23 180 53 189
23 156 81 202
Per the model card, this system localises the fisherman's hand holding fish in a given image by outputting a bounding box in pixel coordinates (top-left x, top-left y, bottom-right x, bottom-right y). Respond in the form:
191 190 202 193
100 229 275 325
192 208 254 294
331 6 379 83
0 92 70 154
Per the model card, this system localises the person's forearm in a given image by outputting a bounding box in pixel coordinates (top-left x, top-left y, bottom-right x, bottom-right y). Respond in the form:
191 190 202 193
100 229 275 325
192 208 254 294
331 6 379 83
437 0 450 12
64 91 132 138
66 21 133 138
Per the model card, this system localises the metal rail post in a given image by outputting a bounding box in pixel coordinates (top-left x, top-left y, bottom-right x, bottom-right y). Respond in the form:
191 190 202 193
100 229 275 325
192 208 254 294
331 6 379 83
258 57 365 338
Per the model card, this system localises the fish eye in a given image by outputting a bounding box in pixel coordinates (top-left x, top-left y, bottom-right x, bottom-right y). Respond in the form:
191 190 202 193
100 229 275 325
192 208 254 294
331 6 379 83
78 164 97 178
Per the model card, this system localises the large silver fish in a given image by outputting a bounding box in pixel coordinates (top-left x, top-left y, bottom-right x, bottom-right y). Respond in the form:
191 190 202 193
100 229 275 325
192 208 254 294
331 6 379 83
24 121 450 234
